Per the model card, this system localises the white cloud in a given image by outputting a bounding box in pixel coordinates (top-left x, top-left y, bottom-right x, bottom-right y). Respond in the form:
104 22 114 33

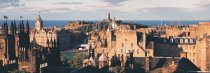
1 0 210 20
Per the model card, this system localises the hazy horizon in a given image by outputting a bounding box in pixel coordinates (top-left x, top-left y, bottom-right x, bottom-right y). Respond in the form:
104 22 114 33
1 0 210 20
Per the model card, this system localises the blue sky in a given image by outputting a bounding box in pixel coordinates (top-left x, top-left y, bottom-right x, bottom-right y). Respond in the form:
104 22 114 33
1 0 210 20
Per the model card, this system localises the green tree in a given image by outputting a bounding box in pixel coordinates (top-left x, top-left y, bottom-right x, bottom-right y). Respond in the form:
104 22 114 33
69 53 85 68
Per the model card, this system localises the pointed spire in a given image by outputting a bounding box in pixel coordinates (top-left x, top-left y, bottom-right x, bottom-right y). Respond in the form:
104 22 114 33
2 21 5 34
108 12 111 21
18 20 21 34
4 21 8 35
26 20 30 34
13 20 17 34
21 20 24 33
10 21 14 35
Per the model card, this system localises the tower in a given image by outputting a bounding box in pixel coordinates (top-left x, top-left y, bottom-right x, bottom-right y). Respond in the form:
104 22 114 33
35 15 43 31
108 12 111 21
26 20 30 34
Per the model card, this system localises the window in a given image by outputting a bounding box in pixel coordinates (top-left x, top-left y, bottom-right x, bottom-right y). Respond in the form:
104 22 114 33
185 39 189 43
163 39 167 43
121 49 123 53
190 39 194 43
121 43 124 47
180 39 183 43
188 32 190 36
131 43 133 48
170 39 174 43
193 53 195 56
185 46 188 48
137 49 139 54
132 49 135 53
125 39 127 42
193 46 195 49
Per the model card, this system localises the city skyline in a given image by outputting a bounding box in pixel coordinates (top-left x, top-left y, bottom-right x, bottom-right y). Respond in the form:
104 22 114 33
1 0 210 20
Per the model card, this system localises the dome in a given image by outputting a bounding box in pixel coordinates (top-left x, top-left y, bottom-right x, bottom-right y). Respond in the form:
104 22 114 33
99 54 108 62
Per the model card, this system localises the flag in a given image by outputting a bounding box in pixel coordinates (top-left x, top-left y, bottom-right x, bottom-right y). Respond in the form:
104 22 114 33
3 16 8 19
20 16 23 19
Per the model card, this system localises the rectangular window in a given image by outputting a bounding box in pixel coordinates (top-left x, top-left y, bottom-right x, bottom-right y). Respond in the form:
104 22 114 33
190 39 194 43
121 49 123 53
131 43 133 48
163 39 167 43
121 43 124 47
137 49 139 54
185 39 189 43
180 39 183 43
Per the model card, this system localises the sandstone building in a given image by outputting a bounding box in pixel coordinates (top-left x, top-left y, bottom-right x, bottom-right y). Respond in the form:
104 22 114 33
0 19 61 73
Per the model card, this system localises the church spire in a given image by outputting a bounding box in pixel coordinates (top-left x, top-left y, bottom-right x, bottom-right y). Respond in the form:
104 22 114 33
10 21 14 35
21 20 25 33
18 20 21 34
2 21 5 34
13 20 17 34
35 15 43 31
4 21 8 35
108 12 111 21
26 20 30 34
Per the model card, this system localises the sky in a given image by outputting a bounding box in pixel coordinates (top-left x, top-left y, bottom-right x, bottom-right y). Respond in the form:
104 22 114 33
1 0 210 20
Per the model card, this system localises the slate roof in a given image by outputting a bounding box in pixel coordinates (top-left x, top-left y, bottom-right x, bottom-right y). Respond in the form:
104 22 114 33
132 57 200 72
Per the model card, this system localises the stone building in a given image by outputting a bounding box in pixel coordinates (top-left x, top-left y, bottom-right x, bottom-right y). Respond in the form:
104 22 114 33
86 14 154 69
0 19 61 73
30 15 87 50
30 15 57 48
81 13 204 73
153 22 210 72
